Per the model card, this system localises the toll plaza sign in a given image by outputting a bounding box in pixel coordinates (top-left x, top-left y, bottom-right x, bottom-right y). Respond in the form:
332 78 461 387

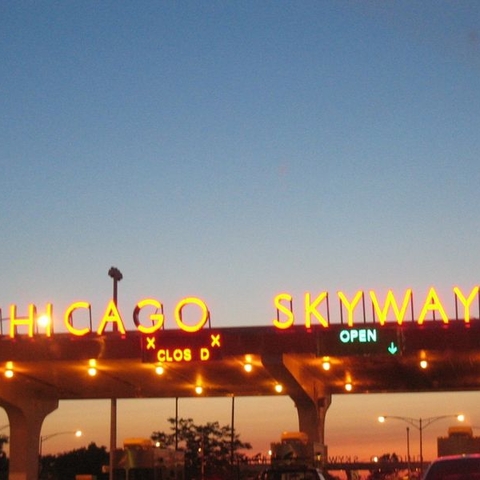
1 285 478 340
273 286 480 328
139 323 404 365
139 323 403 364
321 325 402 356
141 330 223 364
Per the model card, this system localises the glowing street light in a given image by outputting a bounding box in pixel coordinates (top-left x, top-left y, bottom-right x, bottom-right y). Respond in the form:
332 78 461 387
39 430 82 456
378 414 464 471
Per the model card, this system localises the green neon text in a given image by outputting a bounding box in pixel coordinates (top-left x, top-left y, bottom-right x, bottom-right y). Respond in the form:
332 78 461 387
339 328 377 343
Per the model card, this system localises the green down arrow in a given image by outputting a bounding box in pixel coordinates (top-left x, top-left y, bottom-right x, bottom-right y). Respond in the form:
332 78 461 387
387 342 398 355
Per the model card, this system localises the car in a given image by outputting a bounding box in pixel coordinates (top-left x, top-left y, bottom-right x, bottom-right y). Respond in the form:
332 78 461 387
422 454 480 480
257 466 327 480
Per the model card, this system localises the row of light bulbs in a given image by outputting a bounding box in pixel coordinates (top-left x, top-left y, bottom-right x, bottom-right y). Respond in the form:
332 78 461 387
321 356 430 371
2 354 431 390
0 357 310 395
320 357 353 392
188 383 284 396
2 359 259 380
86 358 284 395
320 355 430 392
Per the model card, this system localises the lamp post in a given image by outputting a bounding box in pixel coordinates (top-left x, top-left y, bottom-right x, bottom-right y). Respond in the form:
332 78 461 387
406 427 410 476
108 266 123 308
378 414 465 472
108 267 122 480
39 430 82 456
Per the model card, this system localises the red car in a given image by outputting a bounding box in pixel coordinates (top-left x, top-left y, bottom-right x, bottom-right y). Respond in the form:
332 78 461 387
422 454 480 480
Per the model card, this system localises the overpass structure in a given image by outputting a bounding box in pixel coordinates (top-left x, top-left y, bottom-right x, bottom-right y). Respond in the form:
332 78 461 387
1 301 480 479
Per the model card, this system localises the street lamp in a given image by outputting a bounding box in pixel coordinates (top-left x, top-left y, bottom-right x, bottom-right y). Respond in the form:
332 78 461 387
403 426 411 476
107 266 122 480
378 414 464 472
108 266 123 307
39 430 82 456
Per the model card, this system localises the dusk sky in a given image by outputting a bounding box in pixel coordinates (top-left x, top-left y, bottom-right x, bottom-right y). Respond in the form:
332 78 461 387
1 0 480 463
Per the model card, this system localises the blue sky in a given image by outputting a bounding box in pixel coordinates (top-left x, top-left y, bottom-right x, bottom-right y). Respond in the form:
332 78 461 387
1 0 480 459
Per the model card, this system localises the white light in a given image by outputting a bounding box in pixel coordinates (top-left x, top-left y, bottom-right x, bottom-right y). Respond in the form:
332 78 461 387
321 357 331 371
274 384 283 393
88 359 97 376
195 386 203 395
155 365 165 375
345 382 353 392
37 314 51 328
4 361 14 378
420 360 428 369
244 363 253 373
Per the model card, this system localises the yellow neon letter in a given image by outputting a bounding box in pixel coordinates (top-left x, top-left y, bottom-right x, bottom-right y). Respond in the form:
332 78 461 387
133 298 165 334
454 286 479 323
174 297 209 333
305 292 328 328
418 287 449 324
370 289 412 325
273 293 294 330
9 304 35 338
64 302 91 336
338 291 363 327
97 300 126 335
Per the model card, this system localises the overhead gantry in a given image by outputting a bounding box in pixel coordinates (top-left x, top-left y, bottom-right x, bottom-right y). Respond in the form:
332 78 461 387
1 319 480 479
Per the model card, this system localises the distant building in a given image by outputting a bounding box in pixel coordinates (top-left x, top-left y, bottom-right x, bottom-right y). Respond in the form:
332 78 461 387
113 438 185 479
437 426 480 456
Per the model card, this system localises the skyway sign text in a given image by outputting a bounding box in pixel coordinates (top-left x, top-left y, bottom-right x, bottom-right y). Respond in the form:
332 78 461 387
0 286 478 338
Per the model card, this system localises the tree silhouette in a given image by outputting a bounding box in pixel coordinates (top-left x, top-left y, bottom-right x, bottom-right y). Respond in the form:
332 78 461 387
368 453 400 480
39 442 109 480
152 417 252 479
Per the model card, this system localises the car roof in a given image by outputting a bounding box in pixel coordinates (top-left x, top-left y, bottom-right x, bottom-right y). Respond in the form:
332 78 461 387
431 455 480 462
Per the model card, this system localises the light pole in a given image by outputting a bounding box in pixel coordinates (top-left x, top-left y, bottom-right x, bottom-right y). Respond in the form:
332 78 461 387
406 427 410 476
108 266 122 480
378 414 465 472
108 266 123 309
39 430 82 456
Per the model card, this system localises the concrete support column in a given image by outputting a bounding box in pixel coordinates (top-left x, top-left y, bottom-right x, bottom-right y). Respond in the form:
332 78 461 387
261 352 332 462
0 396 58 480
295 395 331 445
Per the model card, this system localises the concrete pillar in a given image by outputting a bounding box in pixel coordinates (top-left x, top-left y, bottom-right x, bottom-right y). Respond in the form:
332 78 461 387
295 395 331 445
262 353 332 443
0 396 58 480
